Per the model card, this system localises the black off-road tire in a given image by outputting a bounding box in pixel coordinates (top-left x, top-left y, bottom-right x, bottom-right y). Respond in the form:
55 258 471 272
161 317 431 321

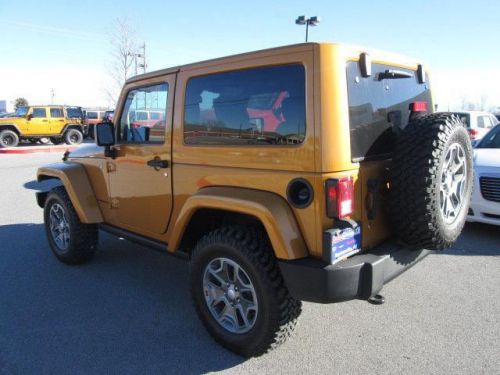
50 137 64 145
0 130 19 148
190 226 302 357
64 128 83 145
390 113 473 250
44 186 98 265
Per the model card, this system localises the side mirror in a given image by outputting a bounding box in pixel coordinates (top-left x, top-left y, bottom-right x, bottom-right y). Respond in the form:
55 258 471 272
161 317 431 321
27 114 33 121
96 122 115 147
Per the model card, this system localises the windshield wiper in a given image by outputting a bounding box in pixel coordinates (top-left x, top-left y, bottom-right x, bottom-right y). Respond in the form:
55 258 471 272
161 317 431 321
378 70 412 80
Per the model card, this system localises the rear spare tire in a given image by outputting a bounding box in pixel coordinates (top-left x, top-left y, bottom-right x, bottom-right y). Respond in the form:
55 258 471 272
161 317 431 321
390 113 473 250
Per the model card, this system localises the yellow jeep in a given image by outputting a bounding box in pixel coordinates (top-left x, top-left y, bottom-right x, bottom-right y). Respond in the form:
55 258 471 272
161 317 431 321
0 105 86 147
36 43 473 357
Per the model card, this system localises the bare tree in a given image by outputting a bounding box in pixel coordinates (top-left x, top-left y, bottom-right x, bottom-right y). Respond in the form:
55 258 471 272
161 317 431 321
459 94 469 110
104 18 138 107
12 97 28 110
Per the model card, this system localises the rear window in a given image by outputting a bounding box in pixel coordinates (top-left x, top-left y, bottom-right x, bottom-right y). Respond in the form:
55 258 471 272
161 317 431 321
184 64 306 145
66 107 83 119
347 61 431 161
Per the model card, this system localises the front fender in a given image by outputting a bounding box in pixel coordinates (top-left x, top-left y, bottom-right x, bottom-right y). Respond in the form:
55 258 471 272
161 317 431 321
37 162 103 223
169 187 308 260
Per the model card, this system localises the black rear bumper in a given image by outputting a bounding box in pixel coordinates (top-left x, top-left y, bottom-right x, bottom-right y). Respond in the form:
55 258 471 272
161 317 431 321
278 243 431 303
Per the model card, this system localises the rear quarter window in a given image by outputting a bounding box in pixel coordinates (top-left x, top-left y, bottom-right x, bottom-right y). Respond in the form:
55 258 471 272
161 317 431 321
183 64 306 146
347 61 431 161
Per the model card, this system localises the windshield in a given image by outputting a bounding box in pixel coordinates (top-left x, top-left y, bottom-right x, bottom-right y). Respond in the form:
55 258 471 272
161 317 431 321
477 125 500 148
14 106 29 117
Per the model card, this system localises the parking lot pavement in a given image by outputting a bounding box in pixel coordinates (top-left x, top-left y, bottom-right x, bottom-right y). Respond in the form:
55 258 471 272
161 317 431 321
0 152 499 375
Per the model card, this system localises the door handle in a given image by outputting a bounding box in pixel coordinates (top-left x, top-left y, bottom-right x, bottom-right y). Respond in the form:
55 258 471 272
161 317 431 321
42 120 48 122
147 159 169 169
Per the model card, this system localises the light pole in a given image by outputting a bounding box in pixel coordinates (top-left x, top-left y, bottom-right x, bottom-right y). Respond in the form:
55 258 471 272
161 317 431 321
295 16 320 42
128 43 147 76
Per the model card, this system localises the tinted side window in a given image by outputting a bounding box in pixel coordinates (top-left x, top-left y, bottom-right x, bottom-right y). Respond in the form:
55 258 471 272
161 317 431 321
50 108 64 118
118 83 168 144
87 112 98 119
32 108 47 118
184 64 306 145
347 62 431 161
66 107 83 119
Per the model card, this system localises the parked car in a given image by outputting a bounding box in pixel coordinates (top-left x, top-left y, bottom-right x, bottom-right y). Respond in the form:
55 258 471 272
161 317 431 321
84 110 105 139
467 124 500 226
0 105 86 147
36 43 473 357
451 111 498 141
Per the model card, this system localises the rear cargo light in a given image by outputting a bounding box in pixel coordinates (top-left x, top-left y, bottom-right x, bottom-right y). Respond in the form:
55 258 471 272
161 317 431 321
409 101 427 112
325 177 354 219
468 128 478 140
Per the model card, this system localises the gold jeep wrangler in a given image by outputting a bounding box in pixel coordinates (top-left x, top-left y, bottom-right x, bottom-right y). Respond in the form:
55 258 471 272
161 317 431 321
0 105 85 147
36 43 473 357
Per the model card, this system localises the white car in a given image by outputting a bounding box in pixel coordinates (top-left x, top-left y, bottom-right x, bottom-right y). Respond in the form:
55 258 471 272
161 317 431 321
467 124 500 226
451 111 498 141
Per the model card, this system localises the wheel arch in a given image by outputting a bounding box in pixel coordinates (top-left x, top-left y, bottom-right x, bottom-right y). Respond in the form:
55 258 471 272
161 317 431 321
170 187 308 260
62 123 84 134
0 124 21 135
37 162 103 223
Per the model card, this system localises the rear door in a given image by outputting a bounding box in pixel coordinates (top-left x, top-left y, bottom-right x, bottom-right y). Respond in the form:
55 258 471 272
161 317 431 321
28 107 51 135
49 107 65 133
346 61 432 248
106 74 175 238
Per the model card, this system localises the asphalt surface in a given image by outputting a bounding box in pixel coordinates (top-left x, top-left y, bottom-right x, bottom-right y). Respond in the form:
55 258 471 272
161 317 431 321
0 152 499 375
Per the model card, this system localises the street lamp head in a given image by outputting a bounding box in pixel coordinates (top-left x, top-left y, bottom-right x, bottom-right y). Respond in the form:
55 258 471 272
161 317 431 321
295 15 306 25
309 16 320 26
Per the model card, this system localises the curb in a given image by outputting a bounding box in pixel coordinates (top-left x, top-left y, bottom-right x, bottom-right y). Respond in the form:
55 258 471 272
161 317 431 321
0 145 79 154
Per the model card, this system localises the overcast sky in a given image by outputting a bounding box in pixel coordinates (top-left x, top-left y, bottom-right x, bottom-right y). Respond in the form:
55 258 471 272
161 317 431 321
1 0 499 111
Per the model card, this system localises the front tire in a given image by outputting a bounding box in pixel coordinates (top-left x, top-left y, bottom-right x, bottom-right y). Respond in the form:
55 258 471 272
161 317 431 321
64 128 83 145
44 187 98 264
0 130 19 148
391 113 473 250
190 226 302 357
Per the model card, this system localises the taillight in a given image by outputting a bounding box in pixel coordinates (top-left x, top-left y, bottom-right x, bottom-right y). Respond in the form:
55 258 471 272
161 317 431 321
468 128 478 140
325 177 354 219
409 101 428 112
